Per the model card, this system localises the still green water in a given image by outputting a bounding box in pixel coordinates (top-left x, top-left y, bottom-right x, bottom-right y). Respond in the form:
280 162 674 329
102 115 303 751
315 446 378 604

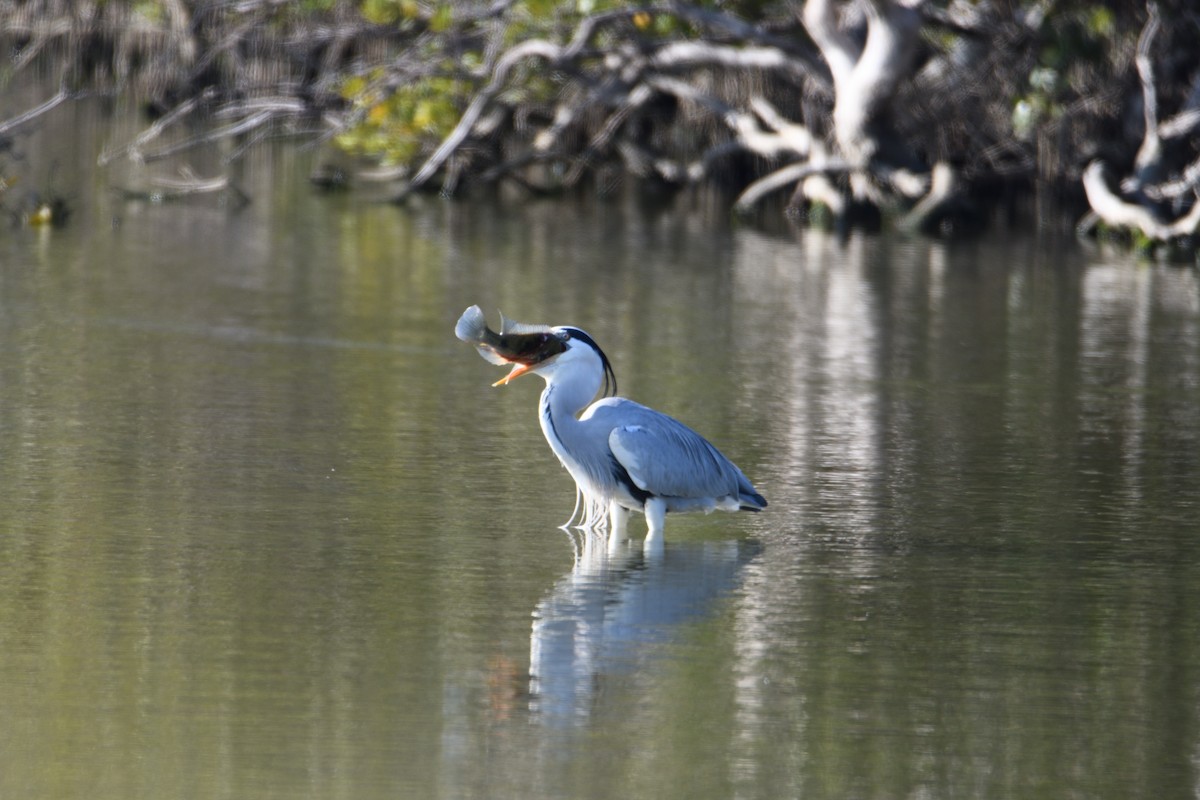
2 100 1200 799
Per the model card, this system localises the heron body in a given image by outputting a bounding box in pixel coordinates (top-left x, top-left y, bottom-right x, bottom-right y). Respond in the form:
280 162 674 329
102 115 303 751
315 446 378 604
456 306 766 543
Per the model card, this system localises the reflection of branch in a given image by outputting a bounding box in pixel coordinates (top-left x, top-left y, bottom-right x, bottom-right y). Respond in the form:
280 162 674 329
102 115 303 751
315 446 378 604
99 93 208 166
101 96 307 165
137 111 275 163
115 166 250 207
7 18 72 71
0 88 70 136
148 167 228 194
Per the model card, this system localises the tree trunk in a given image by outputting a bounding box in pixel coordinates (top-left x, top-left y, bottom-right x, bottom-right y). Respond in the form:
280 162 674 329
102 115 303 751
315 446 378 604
801 0 928 203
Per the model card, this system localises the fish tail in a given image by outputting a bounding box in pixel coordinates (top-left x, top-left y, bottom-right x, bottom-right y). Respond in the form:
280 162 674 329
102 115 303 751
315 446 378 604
456 305 514 365
455 305 496 345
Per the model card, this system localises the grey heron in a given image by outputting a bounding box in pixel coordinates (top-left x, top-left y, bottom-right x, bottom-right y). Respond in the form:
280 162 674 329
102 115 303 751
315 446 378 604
456 306 766 544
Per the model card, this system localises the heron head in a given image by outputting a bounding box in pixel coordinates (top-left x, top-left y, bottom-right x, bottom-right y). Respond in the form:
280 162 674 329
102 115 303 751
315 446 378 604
494 326 617 397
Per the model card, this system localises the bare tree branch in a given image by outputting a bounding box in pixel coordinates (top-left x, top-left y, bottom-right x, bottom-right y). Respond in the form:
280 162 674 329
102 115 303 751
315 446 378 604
1130 1 1162 190
898 161 956 231
1084 160 1200 240
649 41 812 83
404 38 563 193
1144 153 1200 201
735 158 850 213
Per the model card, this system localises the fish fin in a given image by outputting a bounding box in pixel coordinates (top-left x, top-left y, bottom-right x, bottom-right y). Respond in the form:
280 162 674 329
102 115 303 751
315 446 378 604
474 345 511 365
499 311 553 336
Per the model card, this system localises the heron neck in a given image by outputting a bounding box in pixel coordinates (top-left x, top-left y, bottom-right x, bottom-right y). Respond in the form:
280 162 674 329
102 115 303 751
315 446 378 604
540 357 603 419
537 370 599 463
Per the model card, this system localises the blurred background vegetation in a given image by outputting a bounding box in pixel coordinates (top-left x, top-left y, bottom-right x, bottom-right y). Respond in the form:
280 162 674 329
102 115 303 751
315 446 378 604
1 0 1197 238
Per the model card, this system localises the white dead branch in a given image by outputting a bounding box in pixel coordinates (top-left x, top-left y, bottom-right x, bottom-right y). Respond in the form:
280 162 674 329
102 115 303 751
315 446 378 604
1082 2 1200 241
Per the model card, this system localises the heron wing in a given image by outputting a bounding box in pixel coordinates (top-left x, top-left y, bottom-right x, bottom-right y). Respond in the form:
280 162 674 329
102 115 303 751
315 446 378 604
606 412 741 501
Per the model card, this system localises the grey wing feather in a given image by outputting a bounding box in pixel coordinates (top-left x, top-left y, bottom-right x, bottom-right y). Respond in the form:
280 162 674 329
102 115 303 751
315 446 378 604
607 412 742 500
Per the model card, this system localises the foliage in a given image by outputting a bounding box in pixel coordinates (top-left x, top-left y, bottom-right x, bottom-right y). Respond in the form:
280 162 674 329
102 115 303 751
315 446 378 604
1012 3 1118 139
336 72 470 166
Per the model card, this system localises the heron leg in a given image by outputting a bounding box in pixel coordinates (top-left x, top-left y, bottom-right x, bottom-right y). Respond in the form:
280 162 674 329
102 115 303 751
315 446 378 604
608 501 629 541
644 498 666 550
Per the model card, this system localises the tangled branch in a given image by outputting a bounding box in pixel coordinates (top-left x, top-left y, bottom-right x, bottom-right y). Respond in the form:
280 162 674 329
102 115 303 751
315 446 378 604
3 0 1197 240
1081 2 1200 242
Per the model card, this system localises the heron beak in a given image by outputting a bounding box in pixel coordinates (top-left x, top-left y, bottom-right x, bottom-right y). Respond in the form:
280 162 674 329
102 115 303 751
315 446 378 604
492 361 534 386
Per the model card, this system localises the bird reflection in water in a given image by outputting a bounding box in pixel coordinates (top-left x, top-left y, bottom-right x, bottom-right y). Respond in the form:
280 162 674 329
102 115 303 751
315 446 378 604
528 534 762 724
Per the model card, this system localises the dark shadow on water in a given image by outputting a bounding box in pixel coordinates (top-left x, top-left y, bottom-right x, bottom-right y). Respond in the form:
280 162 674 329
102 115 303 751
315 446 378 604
528 534 762 725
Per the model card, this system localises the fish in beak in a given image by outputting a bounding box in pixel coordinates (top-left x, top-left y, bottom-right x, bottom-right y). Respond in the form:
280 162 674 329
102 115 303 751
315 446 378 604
455 305 567 385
